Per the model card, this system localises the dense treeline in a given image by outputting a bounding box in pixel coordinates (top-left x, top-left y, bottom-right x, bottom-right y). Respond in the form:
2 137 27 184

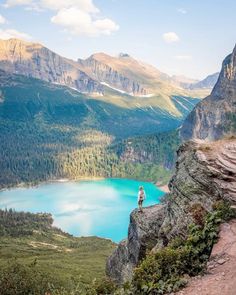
0 72 182 189
0 209 68 237
0 121 180 189
115 129 181 169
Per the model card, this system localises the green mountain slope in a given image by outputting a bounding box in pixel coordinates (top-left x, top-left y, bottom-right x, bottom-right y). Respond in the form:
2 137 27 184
0 209 115 292
0 70 194 138
0 70 186 188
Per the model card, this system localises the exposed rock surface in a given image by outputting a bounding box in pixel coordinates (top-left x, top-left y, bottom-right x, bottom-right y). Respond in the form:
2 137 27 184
79 53 211 99
0 38 102 93
107 138 236 283
78 53 150 96
0 38 210 100
106 205 166 283
175 219 236 295
181 45 236 141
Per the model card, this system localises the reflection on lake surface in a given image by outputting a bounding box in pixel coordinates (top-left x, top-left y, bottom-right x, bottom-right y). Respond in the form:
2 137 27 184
0 178 164 242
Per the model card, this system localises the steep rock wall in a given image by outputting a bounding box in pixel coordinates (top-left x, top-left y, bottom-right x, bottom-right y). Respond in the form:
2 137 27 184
0 39 102 93
107 138 236 283
181 45 236 141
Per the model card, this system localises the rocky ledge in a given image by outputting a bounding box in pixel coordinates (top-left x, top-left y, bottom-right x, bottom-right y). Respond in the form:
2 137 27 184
107 138 236 284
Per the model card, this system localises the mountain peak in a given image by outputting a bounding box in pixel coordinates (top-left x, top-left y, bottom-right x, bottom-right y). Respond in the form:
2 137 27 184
88 52 112 61
0 38 44 62
0 38 42 48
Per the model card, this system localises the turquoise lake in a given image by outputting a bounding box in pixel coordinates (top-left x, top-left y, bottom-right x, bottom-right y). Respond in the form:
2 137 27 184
0 178 164 242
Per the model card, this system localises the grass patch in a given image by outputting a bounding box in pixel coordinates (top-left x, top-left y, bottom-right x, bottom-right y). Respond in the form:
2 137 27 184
0 210 115 293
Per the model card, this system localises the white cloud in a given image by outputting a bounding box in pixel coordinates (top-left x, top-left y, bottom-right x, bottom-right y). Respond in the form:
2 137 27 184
0 15 6 24
41 0 99 13
175 55 192 60
3 0 99 12
177 8 187 14
3 0 119 37
0 28 31 40
51 7 119 37
163 32 180 43
3 0 33 8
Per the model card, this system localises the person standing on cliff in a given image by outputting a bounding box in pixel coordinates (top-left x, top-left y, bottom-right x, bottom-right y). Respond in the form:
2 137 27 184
138 186 146 212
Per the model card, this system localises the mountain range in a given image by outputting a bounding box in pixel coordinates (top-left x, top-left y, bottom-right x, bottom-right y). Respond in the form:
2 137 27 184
0 38 214 96
0 38 213 121
0 38 223 189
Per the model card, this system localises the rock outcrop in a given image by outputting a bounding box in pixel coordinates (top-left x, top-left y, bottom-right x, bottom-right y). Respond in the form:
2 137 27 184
107 138 236 283
181 45 236 141
106 205 166 283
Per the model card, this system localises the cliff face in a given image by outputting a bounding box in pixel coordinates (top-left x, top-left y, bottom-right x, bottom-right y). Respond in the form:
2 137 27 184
0 39 102 93
106 205 166 283
78 53 149 96
181 45 236 141
107 138 236 283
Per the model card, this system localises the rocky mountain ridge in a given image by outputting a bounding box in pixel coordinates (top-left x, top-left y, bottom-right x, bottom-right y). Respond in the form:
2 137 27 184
0 38 102 93
0 38 213 99
78 52 173 96
107 138 236 284
78 53 149 96
107 45 236 286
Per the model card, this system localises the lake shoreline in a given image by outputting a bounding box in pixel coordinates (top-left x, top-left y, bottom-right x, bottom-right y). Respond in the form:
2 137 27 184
0 176 106 192
0 176 168 193
0 178 163 242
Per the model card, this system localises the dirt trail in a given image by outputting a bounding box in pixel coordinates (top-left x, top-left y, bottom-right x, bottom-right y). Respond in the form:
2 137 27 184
175 219 236 295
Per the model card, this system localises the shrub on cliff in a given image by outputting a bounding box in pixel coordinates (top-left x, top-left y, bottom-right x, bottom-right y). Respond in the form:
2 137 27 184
131 201 235 295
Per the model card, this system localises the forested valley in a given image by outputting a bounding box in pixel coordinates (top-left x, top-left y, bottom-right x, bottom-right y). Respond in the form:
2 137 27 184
0 71 182 189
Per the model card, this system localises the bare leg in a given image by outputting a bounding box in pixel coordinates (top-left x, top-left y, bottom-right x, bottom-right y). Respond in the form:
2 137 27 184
138 201 142 212
139 201 143 212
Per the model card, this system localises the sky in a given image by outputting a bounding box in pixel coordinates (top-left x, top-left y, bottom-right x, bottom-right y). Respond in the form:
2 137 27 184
0 0 236 79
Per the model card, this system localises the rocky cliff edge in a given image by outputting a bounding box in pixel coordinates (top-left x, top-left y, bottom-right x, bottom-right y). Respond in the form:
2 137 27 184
107 137 236 284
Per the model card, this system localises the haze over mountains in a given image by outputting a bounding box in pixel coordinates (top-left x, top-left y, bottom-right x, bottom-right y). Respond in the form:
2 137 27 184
172 72 219 90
